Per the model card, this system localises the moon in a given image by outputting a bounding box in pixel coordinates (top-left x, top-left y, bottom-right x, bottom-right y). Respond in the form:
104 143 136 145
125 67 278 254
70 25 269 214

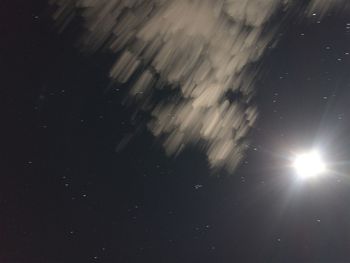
292 151 326 179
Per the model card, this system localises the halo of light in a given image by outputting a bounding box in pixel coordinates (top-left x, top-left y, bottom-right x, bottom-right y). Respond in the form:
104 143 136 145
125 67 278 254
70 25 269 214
293 151 326 179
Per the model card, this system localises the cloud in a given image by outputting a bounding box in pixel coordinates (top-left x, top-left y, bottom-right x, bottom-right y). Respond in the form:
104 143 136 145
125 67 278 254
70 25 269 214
50 0 344 173
306 0 350 16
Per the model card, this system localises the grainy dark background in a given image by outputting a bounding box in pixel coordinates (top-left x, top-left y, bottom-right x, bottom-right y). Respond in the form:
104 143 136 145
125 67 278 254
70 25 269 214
3 1 350 262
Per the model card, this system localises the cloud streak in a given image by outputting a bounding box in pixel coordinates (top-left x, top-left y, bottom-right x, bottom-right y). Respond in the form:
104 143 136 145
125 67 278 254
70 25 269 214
50 0 345 173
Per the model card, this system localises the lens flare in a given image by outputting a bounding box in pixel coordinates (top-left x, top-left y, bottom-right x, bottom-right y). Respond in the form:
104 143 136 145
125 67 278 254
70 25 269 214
293 151 326 179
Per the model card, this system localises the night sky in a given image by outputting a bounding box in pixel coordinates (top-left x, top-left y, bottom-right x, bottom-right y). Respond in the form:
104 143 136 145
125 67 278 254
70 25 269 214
4 1 350 262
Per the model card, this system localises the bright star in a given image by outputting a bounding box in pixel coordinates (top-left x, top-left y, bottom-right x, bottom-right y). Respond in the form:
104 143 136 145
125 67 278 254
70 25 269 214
293 151 326 179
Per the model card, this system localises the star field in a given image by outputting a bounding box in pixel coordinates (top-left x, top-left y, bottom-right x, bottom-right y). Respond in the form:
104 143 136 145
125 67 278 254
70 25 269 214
3 1 350 262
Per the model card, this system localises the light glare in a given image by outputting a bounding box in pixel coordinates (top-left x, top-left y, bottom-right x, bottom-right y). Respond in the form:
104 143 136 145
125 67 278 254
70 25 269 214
293 151 326 179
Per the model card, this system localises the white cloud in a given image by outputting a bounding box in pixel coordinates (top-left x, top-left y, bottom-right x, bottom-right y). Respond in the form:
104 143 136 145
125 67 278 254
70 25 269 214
51 0 345 172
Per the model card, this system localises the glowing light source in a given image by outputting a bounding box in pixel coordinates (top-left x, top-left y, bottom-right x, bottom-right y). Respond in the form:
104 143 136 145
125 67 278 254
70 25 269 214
293 151 326 179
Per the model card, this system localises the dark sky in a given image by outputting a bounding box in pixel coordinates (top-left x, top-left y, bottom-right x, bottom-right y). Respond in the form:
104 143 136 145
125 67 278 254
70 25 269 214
3 1 350 262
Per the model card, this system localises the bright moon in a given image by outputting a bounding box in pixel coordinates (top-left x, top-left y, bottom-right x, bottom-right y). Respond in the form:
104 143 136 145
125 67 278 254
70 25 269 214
293 151 326 179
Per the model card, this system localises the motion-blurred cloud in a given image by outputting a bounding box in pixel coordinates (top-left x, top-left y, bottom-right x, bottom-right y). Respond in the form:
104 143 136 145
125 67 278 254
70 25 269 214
50 0 348 173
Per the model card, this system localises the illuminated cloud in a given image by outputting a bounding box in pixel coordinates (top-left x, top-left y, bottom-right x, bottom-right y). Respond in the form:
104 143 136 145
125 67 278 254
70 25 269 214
50 0 345 173
306 0 350 16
